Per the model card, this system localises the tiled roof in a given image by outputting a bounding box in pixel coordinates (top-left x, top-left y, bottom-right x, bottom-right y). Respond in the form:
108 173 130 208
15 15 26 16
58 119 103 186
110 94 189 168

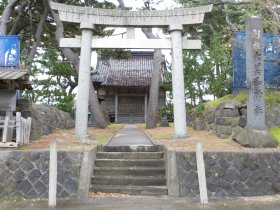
92 51 154 87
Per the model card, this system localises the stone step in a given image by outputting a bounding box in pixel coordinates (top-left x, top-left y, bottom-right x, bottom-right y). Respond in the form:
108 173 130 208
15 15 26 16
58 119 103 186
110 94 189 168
101 145 164 152
95 159 165 167
90 185 168 196
94 167 166 176
96 152 164 159
91 175 166 186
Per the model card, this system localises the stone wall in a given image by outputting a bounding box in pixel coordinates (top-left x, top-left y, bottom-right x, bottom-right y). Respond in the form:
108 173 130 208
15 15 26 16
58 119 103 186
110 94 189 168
0 150 83 199
176 151 280 198
16 99 75 140
190 102 280 139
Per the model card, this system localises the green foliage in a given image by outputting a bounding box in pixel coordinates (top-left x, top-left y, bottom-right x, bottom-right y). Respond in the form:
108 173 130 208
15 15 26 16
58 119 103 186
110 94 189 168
270 126 280 145
22 46 77 112
195 103 205 116
98 49 132 61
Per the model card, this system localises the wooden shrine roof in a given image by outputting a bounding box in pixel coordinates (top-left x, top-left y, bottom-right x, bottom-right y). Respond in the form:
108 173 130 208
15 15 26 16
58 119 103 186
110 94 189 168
92 51 158 87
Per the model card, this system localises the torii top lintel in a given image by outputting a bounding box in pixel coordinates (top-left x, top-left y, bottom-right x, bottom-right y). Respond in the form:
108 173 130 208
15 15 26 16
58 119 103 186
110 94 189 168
50 2 213 27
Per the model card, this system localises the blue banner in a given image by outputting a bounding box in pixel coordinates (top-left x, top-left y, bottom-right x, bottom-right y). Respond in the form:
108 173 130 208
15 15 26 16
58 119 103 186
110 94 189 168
232 32 280 93
0 35 20 67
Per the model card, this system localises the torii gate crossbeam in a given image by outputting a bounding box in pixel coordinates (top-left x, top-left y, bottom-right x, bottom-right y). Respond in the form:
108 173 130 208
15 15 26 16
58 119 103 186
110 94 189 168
50 2 213 139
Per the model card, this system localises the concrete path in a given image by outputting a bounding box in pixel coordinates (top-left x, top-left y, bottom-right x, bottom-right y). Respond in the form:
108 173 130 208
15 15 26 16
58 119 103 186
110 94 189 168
1 195 280 210
107 124 153 146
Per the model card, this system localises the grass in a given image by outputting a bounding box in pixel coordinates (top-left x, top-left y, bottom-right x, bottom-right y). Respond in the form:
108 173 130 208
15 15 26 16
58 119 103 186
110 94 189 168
205 91 247 109
270 126 280 145
205 90 280 109
0 195 22 202
265 90 280 104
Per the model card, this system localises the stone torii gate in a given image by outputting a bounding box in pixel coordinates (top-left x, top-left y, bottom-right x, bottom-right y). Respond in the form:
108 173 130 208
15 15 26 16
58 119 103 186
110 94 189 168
50 2 213 139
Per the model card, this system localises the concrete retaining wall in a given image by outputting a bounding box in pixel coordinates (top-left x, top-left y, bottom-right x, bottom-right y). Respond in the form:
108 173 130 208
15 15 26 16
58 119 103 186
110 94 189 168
172 151 280 198
1 147 279 199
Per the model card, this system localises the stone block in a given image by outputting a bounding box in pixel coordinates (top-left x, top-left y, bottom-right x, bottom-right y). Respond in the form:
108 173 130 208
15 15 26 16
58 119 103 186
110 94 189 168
59 190 70 198
34 180 47 196
239 107 247 116
5 158 19 171
193 118 206 131
206 123 215 131
159 118 169 127
214 117 238 126
232 128 277 148
19 158 35 172
18 179 32 194
64 178 78 193
238 116 247 128
13 169 26 182
0 170 12 182
26 189 37 199
28 169 42 183
205 112 215 124
218 109 239 118
215 125 232 139
272 182 280 192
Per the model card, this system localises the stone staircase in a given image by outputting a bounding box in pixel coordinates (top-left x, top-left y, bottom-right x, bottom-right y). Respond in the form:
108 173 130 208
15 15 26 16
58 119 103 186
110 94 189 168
90 145 168 196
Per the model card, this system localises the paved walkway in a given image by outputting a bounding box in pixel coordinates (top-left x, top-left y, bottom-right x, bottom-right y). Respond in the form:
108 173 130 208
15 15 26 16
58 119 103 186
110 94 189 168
1 195 280 210
107 124 153 146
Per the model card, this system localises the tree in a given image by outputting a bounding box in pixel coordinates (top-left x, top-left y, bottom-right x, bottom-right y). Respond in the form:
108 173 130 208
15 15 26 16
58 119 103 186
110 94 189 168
23 46 77 112
252 0 280 34
177 0 259 101
0 0 49 69
0 0 119 128
48 2 109 128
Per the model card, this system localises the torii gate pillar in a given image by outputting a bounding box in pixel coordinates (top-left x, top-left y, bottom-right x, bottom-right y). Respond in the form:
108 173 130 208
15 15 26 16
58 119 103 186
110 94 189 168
169 24 187 138
75 22 95 139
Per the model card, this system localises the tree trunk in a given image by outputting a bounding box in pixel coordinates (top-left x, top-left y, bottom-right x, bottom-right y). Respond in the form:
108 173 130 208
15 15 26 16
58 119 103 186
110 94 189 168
89 81 107 128
49 1 108 128
141 30 164 129
196 79 203 103
146 49 163 128
0 0 21 35
26 0 49 69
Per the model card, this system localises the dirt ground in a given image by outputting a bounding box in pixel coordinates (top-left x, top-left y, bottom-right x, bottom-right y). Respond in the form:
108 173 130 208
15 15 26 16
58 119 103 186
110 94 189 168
18 124 123 151
16 123 279 152
142 124 280 152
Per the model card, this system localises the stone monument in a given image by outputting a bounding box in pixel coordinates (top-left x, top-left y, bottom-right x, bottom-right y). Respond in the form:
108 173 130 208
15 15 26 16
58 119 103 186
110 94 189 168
50 1 212 139
233 17 277 148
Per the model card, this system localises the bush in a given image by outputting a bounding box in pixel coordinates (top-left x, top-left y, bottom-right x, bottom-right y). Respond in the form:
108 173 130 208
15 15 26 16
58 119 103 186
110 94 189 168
195 103 205 116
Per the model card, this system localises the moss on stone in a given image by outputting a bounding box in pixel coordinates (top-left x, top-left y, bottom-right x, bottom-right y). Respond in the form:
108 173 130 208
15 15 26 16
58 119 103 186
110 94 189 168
205 90 280 109
270 126 280 146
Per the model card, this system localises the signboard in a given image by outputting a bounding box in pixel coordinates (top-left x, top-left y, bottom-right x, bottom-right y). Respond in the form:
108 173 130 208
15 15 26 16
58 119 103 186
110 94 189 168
0 35 20 67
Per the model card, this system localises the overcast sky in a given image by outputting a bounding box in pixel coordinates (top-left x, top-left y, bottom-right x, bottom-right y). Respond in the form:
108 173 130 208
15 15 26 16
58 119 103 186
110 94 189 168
110 0 180 10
